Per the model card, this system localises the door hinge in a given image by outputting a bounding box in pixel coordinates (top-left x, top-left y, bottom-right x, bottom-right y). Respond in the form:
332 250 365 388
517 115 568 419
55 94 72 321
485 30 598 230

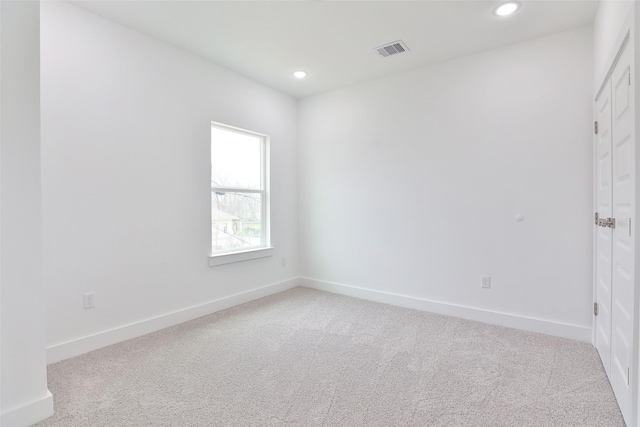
595 212 599 225
594 121 599 134
594 302 598 316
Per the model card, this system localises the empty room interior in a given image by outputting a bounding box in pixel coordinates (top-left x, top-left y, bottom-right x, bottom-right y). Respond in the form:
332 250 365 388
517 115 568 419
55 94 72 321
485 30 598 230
4 0 640 426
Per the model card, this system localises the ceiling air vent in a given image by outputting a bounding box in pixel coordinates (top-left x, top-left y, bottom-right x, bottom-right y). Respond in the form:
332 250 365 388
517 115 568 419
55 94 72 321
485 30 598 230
374 40 410 58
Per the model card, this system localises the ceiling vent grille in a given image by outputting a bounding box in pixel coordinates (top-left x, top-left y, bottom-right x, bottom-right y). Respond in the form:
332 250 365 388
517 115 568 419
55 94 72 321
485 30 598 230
374 40 410 58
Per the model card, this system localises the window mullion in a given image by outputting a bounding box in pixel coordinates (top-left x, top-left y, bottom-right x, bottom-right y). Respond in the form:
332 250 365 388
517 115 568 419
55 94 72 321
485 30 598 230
211 188 262 194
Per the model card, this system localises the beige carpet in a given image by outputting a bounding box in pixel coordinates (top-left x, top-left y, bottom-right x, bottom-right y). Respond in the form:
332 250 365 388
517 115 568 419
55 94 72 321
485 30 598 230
37 287 625 426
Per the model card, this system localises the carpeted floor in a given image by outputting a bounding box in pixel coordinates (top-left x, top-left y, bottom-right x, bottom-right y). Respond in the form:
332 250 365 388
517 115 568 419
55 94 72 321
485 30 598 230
37 287 625 426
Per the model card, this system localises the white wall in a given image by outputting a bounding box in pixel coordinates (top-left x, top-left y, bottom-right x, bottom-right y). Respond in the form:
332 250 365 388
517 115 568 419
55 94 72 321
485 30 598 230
1 1 53 426
594 0 634 86
299 26 594 336
41 2 299 358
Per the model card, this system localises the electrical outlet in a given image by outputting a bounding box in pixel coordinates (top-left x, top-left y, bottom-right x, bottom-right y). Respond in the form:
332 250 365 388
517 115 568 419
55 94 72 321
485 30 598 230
83 292 95 309
481 276 491 289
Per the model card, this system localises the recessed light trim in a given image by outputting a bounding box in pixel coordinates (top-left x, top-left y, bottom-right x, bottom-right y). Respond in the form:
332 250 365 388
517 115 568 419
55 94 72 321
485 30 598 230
494 2 520 16
293 70 307 79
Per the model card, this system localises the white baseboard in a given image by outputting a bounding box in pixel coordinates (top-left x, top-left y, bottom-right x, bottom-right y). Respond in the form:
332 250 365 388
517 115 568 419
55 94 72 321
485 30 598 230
47 278 300 364
301 277 592 343
46 276 592 365
1 390 53 427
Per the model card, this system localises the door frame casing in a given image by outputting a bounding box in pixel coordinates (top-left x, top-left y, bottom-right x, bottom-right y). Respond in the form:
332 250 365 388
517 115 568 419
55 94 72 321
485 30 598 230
594 78 613 378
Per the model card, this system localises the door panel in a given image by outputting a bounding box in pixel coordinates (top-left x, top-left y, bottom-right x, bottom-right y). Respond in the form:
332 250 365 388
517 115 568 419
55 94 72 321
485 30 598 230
610 43 635 425
595 79 613 377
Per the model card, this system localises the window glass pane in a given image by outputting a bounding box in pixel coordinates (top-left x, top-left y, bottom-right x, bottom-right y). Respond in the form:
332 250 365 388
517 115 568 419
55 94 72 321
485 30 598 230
212 191 262 251
211 126 261 189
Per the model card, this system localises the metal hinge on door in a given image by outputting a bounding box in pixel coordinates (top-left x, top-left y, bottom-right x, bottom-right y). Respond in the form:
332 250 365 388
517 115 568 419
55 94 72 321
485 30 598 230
594 302 598 316
594 121 599 134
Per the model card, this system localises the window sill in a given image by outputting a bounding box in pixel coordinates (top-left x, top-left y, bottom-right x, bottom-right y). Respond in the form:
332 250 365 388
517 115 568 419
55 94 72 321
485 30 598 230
208 247 274 267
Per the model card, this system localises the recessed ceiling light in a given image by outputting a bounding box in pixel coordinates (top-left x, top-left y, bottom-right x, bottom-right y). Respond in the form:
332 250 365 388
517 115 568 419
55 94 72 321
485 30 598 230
494 2 520 16
293 70 307 79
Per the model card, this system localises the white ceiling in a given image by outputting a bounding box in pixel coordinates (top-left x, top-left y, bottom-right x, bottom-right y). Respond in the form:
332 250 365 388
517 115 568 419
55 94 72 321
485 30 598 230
70 1 599 99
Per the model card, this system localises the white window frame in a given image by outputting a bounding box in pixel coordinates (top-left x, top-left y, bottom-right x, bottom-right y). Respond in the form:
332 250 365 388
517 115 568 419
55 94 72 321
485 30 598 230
209 122 272 266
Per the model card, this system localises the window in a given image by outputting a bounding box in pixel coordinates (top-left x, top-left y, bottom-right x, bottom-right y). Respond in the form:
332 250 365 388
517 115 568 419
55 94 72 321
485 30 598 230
209 122 271 266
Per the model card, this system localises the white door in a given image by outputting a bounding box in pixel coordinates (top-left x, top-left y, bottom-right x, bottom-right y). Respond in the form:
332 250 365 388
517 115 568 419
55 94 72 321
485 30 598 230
609 43 635 424
595 78 613 378
595 40 636 426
